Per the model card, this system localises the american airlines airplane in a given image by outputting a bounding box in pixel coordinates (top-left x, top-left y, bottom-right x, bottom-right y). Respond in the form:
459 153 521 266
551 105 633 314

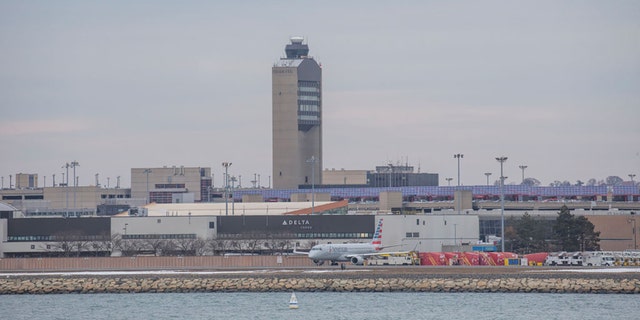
295 218 404 265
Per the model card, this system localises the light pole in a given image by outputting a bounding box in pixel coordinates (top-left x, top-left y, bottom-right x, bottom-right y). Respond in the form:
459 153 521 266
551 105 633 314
143 169 152 204
454 154 463 186
484 172 492 186
519 165 528 184
307 156 318 215
222 162 232 215
446 178 453 186
496 156 508 252
70 161 79 216
61 163 70 215
629 218 637 250
230 176 237 215
629 174 636 184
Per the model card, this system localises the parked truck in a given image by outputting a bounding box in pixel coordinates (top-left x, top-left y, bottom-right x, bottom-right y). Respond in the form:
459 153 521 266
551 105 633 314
544 252 571 266
582 252 615 266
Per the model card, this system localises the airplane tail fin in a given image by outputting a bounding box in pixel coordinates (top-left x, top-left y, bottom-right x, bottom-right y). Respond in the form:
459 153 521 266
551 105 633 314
371 218 383 250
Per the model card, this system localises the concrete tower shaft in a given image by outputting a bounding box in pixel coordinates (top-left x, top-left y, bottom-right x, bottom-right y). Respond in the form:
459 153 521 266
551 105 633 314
272 37 322 189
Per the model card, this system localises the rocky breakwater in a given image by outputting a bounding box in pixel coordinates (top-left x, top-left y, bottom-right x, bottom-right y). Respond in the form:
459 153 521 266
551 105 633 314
1 270 639 294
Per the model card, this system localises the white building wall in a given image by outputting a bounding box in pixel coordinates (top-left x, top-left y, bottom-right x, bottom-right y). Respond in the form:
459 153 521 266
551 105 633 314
379 214 479 253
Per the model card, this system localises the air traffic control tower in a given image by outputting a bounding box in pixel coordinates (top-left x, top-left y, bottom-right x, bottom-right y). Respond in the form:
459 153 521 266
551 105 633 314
272 37 322 189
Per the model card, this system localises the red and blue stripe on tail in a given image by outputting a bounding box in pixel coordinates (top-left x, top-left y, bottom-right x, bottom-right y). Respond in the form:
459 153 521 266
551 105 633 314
371 218 383 250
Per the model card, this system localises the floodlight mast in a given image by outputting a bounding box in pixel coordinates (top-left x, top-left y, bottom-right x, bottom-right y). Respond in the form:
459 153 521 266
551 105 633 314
496 156 508 252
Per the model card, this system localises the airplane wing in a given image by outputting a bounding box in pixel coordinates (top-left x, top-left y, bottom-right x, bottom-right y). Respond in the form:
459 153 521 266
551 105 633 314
292 246 309 255
379 244 405 250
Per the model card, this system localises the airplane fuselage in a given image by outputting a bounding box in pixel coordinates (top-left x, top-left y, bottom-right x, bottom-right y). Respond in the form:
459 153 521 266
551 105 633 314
308 243 378 262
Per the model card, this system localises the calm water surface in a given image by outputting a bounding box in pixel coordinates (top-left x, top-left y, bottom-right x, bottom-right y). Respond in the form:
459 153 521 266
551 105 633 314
1 292 639 320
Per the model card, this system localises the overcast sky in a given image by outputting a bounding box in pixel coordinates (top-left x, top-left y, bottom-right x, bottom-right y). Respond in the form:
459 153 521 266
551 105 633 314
1 1 639 188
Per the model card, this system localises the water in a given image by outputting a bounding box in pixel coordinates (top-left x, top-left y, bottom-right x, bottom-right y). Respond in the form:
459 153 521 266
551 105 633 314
1 292 639 320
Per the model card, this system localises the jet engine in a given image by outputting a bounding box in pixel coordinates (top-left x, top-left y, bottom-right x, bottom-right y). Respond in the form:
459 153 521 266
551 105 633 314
350 256 364 265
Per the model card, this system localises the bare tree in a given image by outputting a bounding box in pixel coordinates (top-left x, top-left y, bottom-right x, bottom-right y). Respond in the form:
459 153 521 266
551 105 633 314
47 230 91 257
193 238 207 256
265 233 294 254
229 239 244 252
241 232 263 254
142 238 166 256
87 231 113 257
304 240 318 250
160 239 177 256
206 237 231 256
173 237 207 256
112 233 143 257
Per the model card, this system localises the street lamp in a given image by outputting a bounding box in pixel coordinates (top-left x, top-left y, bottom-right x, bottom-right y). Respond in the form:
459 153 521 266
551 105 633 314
143 169 152 204
70 161 79 216
628 218 637 250
454 154 463 186
62 162 70 215
484 172 492 186
222 162 232 215
629 174 636 184
306 156 318 215
496 156 508 252
230 176 237 215
519 165 528 184
446 178 453 186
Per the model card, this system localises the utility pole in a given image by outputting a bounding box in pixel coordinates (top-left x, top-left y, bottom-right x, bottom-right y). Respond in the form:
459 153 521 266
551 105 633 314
496 156 508 252
62 162 70 215
70 161 79 216
222 162 232 215
519 165 528 184
484 172 492 186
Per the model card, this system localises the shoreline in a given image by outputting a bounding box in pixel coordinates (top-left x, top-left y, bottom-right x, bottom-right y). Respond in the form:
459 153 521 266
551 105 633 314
1 267 639 294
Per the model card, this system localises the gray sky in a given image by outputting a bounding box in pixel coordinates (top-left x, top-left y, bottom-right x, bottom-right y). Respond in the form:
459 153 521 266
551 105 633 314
1 1 639 188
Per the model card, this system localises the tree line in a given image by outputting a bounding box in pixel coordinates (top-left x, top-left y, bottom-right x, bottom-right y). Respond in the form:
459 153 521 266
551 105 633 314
506 205 600 254
516 175 632 187
37 232 315 258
